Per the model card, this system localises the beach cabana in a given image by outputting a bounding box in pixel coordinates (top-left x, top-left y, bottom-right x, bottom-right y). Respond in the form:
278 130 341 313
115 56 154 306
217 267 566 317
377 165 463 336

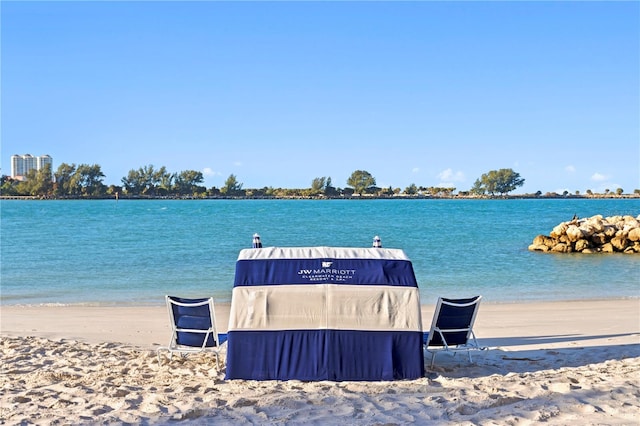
225 246 424 381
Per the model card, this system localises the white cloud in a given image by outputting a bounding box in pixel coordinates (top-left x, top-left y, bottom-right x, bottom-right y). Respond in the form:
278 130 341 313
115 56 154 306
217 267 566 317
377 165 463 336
565 165 576 173
202 167 220 177
591 172 608 182
436 168 466 189
233 161 243 167
437 168 465 182
412 167 420 173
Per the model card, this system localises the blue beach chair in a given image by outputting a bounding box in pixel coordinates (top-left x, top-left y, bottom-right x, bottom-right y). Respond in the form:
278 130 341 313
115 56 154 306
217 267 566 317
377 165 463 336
157 296 227 368
423 296 484 367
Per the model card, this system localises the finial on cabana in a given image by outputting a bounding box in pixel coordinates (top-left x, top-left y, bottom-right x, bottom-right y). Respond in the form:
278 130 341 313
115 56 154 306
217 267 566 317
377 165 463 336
252 233 262 248
373 235 382 248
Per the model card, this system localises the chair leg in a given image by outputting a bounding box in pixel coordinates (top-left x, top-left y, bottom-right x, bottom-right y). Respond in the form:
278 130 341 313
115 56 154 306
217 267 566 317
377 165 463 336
157 348 167 365
430 352 436 368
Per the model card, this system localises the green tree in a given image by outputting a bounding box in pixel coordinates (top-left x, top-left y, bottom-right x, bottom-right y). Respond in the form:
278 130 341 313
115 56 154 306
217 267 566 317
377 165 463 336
16 164 53 196
106 185 122 196
472 168 525 196
122 169 145 195
121 164 169 196
311 177 327 195
15 171 36 195
36 163 54 196
138 164 160 196
347 170 376 195
221 174 243 196
470 179 485 195
54 163 77 197
381 186 394 196
0 175 18 196
152 166 172 196
138 164 157 195
157 171 176 196
404 183 418 195
616 188 623 196
174 170 204 195
75 164 105 196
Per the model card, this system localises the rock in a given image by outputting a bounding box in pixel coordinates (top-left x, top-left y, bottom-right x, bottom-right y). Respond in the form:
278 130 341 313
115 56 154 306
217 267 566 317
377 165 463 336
610 235 628 251
591 233 607 245
585 216 605 232
628 228 640 242
608 215 624 229
529 213 639 254
578 224 596 238
565 225 584 242
574 239 591 252
600 243 614 253
551 243 572 253
603 226 617 238
550 223 568 238
532 235 557 248
624 216 640 229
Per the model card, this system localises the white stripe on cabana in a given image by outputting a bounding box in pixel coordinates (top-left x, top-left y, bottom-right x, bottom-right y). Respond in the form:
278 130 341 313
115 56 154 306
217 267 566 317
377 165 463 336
228 284 422 332
237 247 411 261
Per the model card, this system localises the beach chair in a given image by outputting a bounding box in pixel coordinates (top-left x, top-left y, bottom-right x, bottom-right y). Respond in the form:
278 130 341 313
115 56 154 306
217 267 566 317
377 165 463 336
423 296 484 367
157 296 226 368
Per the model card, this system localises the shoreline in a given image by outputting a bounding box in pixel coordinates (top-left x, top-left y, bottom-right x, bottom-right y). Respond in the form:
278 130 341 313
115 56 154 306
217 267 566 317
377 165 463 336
2 295 639 311
2 193 640 200
2 299 638 349
1 299 639 424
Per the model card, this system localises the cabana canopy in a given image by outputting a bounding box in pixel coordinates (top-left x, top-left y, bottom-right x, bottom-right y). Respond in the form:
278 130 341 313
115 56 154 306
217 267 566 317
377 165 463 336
225 246 424 381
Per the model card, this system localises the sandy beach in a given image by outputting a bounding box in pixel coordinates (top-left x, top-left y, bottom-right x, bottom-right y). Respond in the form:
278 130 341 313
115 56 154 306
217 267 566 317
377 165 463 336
1 299 639 425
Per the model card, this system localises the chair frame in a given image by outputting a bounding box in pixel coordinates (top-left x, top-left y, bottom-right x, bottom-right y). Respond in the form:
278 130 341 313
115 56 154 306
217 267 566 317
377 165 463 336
157 296 223 368
424 296 484 367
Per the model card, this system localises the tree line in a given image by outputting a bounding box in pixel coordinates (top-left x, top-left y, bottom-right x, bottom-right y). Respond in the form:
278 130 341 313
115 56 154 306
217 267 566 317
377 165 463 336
1 163 207 198
14 163 629 199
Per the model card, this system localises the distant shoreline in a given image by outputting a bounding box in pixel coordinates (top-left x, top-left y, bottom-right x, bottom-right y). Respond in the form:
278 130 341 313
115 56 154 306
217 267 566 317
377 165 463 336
2 194 639 201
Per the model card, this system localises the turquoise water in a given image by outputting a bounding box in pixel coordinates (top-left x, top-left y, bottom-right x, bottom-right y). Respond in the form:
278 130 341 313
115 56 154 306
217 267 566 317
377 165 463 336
1 199 638 306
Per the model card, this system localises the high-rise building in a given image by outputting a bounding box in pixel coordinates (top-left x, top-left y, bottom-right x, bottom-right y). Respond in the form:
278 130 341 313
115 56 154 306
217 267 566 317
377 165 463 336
37 154 53 172
10 154 53 180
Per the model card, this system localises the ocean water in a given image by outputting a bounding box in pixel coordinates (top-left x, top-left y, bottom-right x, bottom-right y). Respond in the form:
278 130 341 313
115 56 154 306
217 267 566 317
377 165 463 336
1 199 638 306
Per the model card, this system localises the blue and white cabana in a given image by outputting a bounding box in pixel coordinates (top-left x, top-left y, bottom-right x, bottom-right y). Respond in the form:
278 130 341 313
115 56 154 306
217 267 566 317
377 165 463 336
225 246 424 381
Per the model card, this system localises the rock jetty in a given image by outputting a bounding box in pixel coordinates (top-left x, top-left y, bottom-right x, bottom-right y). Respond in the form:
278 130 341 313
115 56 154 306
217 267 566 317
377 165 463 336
529 214 640 254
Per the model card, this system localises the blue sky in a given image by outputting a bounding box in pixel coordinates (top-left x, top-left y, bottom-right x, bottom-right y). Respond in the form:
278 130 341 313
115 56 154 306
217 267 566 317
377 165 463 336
2 1 638 194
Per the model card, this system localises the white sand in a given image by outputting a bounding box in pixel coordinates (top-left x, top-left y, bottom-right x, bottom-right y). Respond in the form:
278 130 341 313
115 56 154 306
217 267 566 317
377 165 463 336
1 300 639 425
